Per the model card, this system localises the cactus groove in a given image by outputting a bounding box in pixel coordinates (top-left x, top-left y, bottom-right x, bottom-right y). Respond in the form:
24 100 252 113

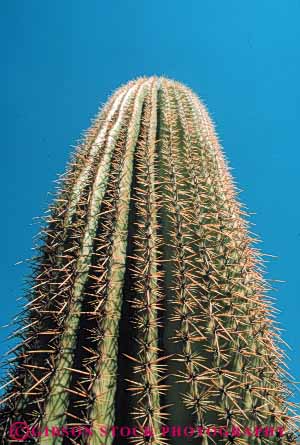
0 77 298 445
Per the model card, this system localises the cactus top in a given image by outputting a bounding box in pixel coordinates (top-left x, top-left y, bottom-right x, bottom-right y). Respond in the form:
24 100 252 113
0 77 298 445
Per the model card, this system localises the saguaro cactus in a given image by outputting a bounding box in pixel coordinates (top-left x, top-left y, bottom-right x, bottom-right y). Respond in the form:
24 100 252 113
0 77 297 445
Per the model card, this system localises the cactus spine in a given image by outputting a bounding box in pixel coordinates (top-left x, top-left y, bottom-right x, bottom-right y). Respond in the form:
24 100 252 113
0 77 297 445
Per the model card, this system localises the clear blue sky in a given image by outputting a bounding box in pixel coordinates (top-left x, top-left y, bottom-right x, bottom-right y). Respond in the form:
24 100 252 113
0 1 299 404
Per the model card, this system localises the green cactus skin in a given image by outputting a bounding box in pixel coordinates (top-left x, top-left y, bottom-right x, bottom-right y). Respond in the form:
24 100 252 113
0 77 298 445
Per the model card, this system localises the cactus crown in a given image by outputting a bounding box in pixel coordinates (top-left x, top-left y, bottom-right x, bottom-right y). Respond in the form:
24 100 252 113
0 77 298 445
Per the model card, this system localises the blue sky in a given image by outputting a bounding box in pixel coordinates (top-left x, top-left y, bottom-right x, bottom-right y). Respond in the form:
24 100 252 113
0 1 299 405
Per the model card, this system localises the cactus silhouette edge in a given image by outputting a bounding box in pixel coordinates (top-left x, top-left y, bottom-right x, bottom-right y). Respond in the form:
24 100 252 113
0 76 298 445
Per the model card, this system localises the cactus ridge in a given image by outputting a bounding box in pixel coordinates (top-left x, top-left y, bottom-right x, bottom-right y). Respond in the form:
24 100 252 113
0 76 298 445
